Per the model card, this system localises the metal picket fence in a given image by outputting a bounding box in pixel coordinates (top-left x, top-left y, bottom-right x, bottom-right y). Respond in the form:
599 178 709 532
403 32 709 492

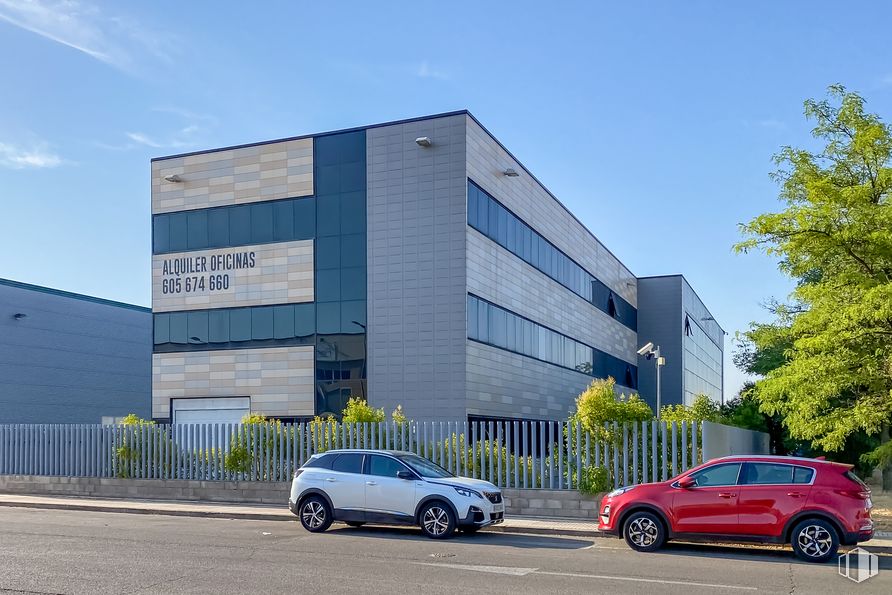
0 420 704 490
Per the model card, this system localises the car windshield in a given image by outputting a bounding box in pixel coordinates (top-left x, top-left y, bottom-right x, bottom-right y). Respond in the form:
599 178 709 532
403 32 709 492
396 453 453 478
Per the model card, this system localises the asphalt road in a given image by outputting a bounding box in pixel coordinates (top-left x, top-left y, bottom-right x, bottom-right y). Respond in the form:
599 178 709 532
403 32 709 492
0 508 889 594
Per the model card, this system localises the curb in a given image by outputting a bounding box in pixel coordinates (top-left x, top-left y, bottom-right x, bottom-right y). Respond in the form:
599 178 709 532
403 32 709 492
0 499 599 537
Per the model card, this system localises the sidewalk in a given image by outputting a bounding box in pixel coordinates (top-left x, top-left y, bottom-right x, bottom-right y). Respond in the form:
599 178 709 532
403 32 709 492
1 493 890 546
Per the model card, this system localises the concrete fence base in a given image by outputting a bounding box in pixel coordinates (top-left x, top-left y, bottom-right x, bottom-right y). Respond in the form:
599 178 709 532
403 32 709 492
0 476 602 519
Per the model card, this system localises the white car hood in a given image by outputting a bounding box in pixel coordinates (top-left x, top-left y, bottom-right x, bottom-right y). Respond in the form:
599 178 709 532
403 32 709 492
428 476 498 491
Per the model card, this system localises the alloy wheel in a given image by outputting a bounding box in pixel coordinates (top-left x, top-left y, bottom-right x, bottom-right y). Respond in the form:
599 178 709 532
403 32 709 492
627 517 659 547
423 506 449 536
797 524 833 558
302 501 326 529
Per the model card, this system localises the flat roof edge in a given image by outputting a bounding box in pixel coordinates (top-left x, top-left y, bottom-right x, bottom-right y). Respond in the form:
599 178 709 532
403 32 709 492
0 278 150 312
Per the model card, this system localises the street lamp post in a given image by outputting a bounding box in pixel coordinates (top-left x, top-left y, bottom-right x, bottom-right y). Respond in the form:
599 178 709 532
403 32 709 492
638 342 666 419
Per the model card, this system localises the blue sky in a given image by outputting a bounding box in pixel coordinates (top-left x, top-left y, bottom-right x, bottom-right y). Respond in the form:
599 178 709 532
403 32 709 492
1 0 891 398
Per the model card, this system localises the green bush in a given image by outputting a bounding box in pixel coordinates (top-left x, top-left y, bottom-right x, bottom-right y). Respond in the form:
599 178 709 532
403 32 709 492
660 394 722 424
572 377 653 442
577 465 610 495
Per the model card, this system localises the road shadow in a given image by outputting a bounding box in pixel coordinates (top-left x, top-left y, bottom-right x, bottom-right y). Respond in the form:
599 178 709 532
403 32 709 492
654 541 892 568
323 524 594 550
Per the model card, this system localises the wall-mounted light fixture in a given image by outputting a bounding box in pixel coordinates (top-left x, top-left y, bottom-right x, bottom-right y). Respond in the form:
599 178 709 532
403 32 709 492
163 174 183 183
415 137 432 147
503 168 519 177
12 312 27 320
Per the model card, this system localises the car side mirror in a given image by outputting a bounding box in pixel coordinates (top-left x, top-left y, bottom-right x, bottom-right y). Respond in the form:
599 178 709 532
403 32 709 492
678 476 696 489
397 470 414 480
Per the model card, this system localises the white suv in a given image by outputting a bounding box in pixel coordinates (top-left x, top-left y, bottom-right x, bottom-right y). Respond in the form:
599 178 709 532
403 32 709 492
288 449 504 539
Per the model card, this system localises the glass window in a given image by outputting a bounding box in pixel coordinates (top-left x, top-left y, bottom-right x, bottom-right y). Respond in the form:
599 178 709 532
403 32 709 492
340 267 366 301
273 201 294 241
316 196 340 236
153 215 170 253
251 202 273 243
340 191 366 235
187 211 208 249
153 314 169 344
793 467 815 484
229 308 252 342
368 455 409 478
340 234 366 268
396 453 453 478
169 212 188 252
476 299 489 343
468 185 478 228
303 453 334 470
316 269 340 302
295 303 314 337
169 312 188 344
187 310 208 344
208 209 229 247
491 307 507 348
467 295 478 338
688 463 742 487
487 199 499 241
316 236 340 270
208 310 229 343
293 198 315 239
331 453 364 475
229 205 251 246
742 463 794 485
273 305 295 339
340 300 366 333
477 189 489 232
339 162 365 193
252 307 274 340
316 302 340 335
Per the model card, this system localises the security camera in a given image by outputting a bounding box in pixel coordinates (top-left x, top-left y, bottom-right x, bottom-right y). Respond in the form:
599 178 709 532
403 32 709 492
636 342 654 356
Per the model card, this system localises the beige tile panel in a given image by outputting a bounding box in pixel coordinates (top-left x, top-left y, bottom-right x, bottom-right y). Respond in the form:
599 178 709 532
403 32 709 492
152 346 315 419
151 137 313 214
152 240 313 312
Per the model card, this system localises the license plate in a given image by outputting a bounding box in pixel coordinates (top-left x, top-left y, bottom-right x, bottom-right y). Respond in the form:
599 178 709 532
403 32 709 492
492 504 504 513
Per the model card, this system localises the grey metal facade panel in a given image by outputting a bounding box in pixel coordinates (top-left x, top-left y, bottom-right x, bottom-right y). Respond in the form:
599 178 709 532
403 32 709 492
464 116 638 308
636 275 684 409
466 341 592 420
466 228 637 366
0 282 151 423
366 115 469 421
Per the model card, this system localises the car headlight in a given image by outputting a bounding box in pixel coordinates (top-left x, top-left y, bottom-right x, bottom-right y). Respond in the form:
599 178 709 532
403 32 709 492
607 486 635 498
453 486 483 499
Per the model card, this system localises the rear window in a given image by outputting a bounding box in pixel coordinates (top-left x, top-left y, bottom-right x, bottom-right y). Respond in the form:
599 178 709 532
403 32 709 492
793 466 815 484
844 470 869 489
303 453 334 470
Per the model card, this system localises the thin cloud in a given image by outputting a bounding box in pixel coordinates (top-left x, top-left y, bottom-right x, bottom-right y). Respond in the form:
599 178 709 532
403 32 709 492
0 0 174 73
0 142 63 169
416 61 449 80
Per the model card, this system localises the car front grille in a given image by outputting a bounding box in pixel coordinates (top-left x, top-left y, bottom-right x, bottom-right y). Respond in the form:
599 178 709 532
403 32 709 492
484 491 502 504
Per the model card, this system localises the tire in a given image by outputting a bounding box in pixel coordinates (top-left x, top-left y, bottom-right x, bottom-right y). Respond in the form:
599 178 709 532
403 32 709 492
298 495 333 533
790 519 838 563
623 511 666 552
345 521 365 528
419 501 456 539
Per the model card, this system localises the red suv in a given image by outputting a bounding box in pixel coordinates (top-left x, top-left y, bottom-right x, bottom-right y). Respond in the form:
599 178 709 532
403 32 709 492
598 455 873 562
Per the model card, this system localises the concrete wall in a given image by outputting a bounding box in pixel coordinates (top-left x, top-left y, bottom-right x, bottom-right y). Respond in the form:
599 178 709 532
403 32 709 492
0 280 151 423
0 476 599 519
702 421 770 460
366 114 469 421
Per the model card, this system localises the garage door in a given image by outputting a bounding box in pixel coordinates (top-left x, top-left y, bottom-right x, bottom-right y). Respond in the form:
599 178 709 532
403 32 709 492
172 397 250 425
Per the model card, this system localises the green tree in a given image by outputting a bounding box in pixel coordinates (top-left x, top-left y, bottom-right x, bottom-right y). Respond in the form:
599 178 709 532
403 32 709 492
660 394 722 424
341 397 385 423
735 85 892 489
571 377 653 441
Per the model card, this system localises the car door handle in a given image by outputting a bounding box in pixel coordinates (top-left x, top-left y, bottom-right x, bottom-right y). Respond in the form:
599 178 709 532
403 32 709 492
365 481 377 486
324 477 337 482
787 492 804 498
718 492 736 498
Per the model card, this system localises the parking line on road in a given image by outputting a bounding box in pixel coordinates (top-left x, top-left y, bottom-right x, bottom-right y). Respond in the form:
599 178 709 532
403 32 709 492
415 562 538 576
534 570 758 591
